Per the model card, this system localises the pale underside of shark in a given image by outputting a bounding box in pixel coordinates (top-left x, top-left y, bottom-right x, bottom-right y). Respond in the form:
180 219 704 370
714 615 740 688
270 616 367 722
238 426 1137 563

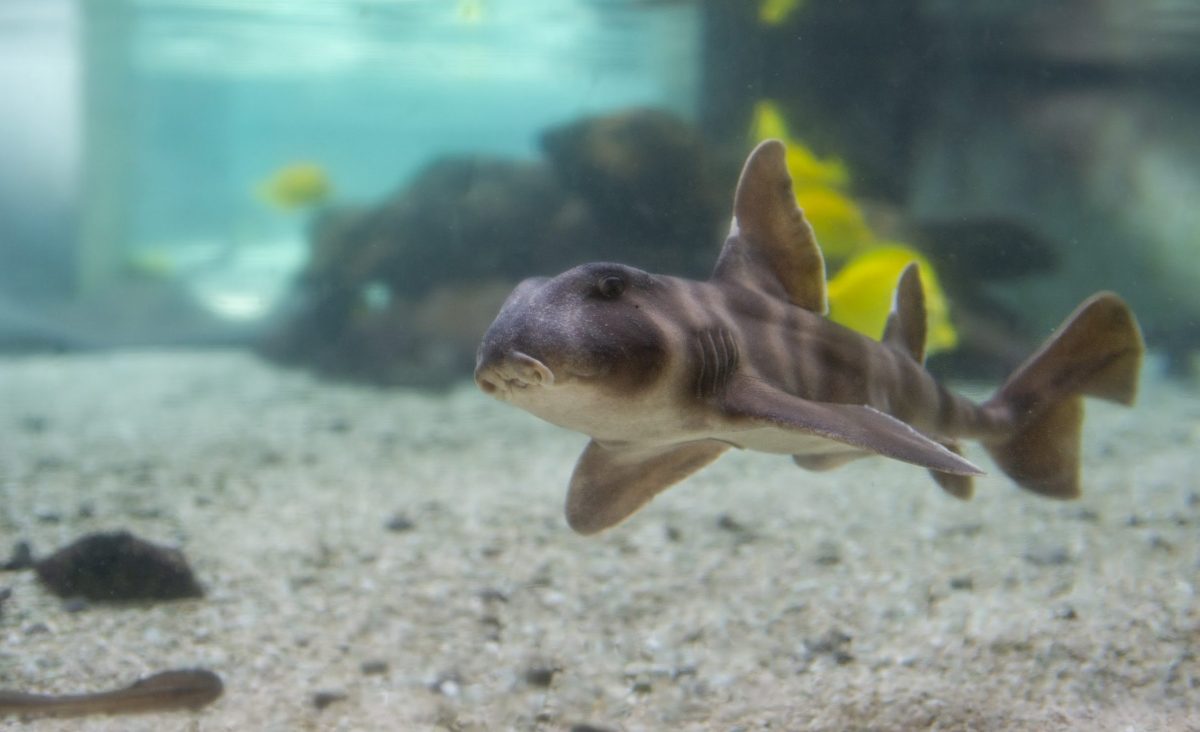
475 140 1144 535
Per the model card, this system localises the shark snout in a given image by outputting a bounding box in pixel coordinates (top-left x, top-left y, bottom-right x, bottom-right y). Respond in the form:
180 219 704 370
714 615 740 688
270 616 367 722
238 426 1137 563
475 350 556 396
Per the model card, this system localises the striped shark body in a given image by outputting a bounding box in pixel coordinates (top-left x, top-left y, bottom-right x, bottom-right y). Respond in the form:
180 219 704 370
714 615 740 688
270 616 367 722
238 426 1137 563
475 140 1144 535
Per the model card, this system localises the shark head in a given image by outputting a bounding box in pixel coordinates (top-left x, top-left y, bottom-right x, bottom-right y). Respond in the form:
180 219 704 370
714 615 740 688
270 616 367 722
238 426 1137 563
475 262 669 429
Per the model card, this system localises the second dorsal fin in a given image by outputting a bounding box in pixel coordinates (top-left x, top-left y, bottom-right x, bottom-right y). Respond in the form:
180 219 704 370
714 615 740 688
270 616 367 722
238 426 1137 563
881 262 928 364
711 140 828 314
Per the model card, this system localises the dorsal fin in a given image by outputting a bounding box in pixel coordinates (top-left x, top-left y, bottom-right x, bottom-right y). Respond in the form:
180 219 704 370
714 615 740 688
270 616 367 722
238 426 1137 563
711 140 827 313
881 262 928 364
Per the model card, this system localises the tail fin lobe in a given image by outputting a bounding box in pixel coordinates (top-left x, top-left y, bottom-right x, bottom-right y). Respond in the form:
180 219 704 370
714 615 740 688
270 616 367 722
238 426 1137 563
988 397 1083 499
984 292 1142 499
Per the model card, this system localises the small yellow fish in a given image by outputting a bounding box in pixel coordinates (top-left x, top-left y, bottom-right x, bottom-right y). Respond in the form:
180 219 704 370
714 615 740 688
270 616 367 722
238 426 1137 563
258 162 332 210
759 0 804 26
827 245 958 354
750 101 848 189
457 0 484 24
122 249 175 280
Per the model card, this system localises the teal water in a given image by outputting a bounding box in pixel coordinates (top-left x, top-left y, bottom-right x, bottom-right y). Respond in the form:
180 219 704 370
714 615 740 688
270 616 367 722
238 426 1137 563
116 0 698 242
2 0 698 324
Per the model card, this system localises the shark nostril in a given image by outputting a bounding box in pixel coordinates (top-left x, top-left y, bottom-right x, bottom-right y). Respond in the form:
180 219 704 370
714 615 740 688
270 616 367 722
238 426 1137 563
475 352 554 397
512 351 554 387
474 361 506 395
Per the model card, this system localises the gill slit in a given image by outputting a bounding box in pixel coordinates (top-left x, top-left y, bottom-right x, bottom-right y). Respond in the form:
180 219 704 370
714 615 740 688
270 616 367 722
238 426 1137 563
694 327 739 399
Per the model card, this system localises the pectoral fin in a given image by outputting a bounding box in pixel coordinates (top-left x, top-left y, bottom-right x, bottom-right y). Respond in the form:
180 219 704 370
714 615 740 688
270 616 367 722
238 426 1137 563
565 439 729 535
722 376 983 476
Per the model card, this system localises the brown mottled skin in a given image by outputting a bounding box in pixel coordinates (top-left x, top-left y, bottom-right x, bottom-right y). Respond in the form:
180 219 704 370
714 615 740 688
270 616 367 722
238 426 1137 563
476 140 1144 535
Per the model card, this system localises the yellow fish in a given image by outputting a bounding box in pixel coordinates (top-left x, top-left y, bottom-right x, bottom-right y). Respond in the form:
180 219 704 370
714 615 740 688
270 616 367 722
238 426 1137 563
759 0 804 26
827 245 958 354
258 162 332 210
794 187 874 260
457 0 484 24
750 101 848 189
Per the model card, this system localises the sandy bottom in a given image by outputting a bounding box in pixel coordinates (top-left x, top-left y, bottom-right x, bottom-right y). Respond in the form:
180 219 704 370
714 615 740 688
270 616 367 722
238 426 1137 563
0 350 1197 731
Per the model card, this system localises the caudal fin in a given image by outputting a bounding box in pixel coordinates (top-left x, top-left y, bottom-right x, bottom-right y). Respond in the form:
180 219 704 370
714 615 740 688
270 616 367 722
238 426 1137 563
983 292 1143 499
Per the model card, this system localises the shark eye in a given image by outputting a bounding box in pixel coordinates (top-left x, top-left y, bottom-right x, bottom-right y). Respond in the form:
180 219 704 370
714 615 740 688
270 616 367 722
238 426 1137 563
596 275 625 299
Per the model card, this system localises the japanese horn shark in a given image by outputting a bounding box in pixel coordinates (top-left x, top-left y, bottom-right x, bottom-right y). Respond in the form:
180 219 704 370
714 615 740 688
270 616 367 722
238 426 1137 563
475 140 1144 535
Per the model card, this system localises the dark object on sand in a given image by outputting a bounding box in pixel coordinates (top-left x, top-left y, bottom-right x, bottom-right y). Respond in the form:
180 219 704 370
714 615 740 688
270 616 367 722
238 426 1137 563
311 689 348 710
34 531 203 601
0 668 222 718
1 540 34 571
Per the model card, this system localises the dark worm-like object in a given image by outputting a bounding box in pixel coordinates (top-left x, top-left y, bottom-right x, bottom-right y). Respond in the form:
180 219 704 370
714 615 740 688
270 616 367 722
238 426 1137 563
0 668 222 718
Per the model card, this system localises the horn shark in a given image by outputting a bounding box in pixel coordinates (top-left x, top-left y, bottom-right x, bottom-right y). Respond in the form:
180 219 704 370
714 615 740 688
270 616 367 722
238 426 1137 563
475 140 1144 535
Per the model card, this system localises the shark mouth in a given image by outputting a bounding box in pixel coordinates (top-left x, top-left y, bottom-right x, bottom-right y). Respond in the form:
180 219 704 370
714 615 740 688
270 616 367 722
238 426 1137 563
475 351 556 397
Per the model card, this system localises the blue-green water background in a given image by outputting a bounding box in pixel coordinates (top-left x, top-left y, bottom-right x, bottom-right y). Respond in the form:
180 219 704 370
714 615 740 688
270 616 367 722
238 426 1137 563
1 0 696 321
2 0 1200 379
